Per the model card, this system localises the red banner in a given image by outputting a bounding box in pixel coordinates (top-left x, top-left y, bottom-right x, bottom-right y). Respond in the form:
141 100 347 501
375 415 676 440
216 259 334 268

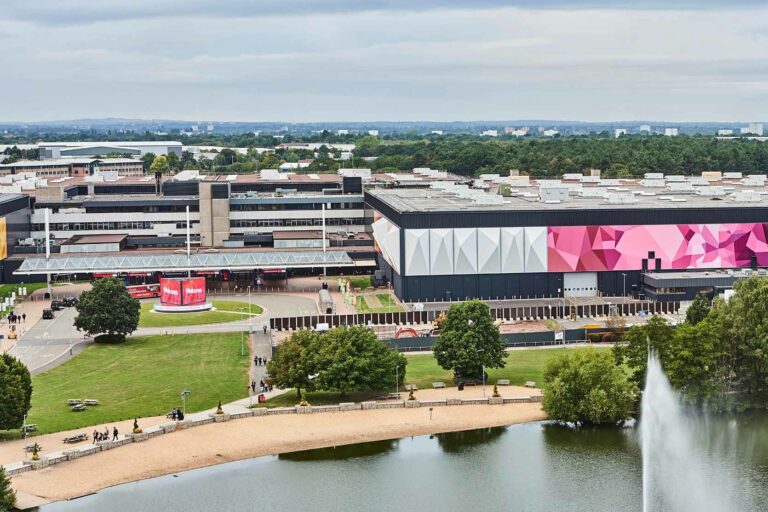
160 279 182 305
182 277 206 305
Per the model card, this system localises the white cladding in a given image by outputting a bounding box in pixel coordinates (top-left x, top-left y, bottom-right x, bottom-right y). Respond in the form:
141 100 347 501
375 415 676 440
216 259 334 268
404 229 430 276
402 226 548 276
371 216 401 274
453 228 478 274
429 229 454 275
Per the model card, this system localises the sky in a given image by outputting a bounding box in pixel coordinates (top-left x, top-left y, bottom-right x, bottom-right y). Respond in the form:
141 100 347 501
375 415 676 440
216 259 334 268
1 0 768 123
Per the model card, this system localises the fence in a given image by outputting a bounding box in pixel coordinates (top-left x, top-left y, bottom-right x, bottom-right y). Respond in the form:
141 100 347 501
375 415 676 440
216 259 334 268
269 300 681 332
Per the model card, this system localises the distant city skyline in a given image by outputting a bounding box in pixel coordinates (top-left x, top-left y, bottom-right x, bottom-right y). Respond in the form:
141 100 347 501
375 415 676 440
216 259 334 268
1 0 767 122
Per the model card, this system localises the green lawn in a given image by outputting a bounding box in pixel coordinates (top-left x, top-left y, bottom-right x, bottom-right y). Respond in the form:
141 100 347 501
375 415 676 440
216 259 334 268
23 333 250 434
138 300 263 328
356 293 403 313
261 347 606 407
346 275 371 290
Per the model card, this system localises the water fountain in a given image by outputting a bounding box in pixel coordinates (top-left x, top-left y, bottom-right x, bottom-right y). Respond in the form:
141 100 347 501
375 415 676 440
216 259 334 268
641 353 740 512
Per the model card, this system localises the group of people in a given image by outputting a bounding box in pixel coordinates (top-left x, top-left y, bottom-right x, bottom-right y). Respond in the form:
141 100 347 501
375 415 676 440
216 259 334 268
254 355 269 366
168 408 185 421
7 312 25 324
92 426 119 444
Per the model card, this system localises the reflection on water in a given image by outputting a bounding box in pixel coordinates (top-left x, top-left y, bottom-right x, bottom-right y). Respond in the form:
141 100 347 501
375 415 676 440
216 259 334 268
279 438 399 461
41 415 768 512
435 426 506 453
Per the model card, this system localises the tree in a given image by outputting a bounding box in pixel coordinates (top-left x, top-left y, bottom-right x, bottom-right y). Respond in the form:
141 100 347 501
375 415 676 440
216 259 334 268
433 300 506 381
686 293 711 325
166 151 181 173
266 330 317 400
180 150 196 170
74 278 140 341
0 354 32 430
613 315 675 389
542 349 638 426
0 465 15 512
141 152 156 172
313 326 406 395
149 154 169 174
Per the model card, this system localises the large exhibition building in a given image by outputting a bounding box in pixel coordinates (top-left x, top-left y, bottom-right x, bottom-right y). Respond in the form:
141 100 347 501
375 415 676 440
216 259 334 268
366 173 768 302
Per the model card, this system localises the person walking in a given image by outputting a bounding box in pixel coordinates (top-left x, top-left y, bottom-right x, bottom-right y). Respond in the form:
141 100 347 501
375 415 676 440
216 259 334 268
93 429 98 444
112 427 119 441
263 325 267 335
22 313 26 323
250 380 256 393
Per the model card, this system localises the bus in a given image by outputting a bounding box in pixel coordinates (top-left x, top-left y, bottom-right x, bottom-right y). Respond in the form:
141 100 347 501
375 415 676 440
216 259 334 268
126 284 161 299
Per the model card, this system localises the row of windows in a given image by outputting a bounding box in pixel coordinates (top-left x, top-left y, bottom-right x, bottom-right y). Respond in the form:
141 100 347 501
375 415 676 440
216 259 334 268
31 221 199 231
230 202 361 211
230 218 365 228
83 205 199 213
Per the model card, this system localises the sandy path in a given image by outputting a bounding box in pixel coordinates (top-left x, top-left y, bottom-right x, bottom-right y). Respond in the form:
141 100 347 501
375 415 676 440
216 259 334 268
12 403 546 504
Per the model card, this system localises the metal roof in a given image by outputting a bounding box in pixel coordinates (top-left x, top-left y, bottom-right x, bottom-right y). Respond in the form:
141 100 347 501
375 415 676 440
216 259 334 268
15 251 354 275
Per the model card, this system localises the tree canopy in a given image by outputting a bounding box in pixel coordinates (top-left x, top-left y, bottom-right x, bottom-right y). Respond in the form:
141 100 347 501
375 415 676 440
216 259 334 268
433 300 506 380
0 353 32 430
542 349 638 426
267 326 406 398
685 293 711 325
149 154 169 173
74 278 140 340
0 465 15 511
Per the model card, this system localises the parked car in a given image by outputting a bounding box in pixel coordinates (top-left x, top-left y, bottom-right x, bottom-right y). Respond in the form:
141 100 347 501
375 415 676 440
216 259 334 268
50 300 62 311
62 296 78 307
42 309 54 319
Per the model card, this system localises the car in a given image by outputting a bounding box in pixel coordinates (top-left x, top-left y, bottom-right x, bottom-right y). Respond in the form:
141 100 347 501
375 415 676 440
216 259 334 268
62 296 78 307
50 300 62 311
42 309 54 319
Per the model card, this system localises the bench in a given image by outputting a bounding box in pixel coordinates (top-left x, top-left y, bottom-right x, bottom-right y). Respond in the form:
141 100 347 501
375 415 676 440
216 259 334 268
431 382 446 389
83 399 100 406
524 381 537 388
63 433 88 444
404 384 418 391
22 424 38 433
67 399 83 406
71 403 87 412
24 444 41 453
496 379 510 386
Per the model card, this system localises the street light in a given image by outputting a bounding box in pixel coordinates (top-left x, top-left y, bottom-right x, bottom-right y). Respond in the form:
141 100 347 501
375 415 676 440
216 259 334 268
181 390 191 415
477 349 486 398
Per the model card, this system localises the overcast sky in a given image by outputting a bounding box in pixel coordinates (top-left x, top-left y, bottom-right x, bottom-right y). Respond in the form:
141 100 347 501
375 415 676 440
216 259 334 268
1 0 767 123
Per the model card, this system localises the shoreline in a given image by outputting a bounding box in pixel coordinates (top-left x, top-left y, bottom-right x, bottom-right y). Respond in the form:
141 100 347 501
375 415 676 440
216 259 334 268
11 402 546 508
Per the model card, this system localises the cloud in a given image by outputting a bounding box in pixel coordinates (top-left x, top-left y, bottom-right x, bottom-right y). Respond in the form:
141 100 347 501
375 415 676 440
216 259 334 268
0 4 767 121
2 0 764 26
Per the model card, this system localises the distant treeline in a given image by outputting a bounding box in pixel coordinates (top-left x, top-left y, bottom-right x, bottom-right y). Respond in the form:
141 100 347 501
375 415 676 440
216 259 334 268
355 135 768 177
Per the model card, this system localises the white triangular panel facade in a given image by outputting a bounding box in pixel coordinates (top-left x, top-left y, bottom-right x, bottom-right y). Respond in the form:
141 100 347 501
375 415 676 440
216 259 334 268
524 226 548 272
404 229 430 276
453 228 478 274
371 216 401 273
429 228 454 275
500 227 525 273
477 227 501 274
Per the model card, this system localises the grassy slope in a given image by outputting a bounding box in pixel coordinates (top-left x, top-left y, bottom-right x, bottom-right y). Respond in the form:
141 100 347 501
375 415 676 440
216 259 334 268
261 347 605 408
356 295 403 314
25 333 249 434
138 300 263 328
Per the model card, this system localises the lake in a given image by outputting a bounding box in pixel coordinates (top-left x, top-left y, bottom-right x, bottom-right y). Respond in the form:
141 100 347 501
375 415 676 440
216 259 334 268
41 414 768 512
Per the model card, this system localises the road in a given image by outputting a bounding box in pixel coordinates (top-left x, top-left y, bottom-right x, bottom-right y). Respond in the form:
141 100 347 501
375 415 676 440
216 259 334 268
7 307 88 374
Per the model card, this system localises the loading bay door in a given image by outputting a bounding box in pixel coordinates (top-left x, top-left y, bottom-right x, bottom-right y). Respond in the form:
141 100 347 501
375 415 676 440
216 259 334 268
563 272 598 297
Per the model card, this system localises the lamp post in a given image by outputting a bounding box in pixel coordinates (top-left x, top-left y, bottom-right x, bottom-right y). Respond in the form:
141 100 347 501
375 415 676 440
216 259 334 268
396 362 399 397
181 390 191 415
477 348 485 397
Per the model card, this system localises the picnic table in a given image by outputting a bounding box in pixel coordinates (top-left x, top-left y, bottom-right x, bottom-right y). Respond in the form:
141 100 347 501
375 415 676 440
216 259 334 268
67 399 83 406
83 399 100 406
496 379 511 386
432 382 446 389
24 444 41 453
22 424 38 433
524 381 537 388
71 403 87 412
63 433 89 444
404 384 418 391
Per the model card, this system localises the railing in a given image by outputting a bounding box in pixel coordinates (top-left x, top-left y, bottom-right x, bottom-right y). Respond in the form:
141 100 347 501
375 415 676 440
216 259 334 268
269 300 681 332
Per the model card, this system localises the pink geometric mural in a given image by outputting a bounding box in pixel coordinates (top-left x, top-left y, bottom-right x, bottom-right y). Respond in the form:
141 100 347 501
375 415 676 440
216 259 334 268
547 223 768 272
